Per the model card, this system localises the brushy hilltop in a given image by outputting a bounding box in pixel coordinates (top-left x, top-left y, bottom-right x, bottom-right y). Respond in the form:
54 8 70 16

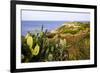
21 22 90 63
51 22 90 34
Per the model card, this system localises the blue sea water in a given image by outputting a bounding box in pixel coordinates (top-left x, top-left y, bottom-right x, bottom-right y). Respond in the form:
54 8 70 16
21 21 67 36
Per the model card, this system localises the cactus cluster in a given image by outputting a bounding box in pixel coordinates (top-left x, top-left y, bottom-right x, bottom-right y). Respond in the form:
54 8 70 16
21 25 70 62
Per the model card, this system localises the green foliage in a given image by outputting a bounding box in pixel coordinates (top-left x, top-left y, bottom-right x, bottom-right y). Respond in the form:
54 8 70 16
21 22 90 62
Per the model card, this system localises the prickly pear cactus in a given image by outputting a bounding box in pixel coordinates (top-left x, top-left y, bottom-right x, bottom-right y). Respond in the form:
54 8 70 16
33 44 40 56
48 53 53 61
27 36 33 48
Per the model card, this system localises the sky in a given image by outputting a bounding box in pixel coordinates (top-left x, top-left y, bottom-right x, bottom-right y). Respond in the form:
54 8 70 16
21 10 90 21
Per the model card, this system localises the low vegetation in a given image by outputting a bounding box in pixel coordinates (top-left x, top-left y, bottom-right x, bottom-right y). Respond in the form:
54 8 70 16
21 22 90 63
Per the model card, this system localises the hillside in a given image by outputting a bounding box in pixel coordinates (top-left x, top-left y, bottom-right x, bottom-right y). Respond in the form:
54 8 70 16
48 22 90 60
51 22 90 34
